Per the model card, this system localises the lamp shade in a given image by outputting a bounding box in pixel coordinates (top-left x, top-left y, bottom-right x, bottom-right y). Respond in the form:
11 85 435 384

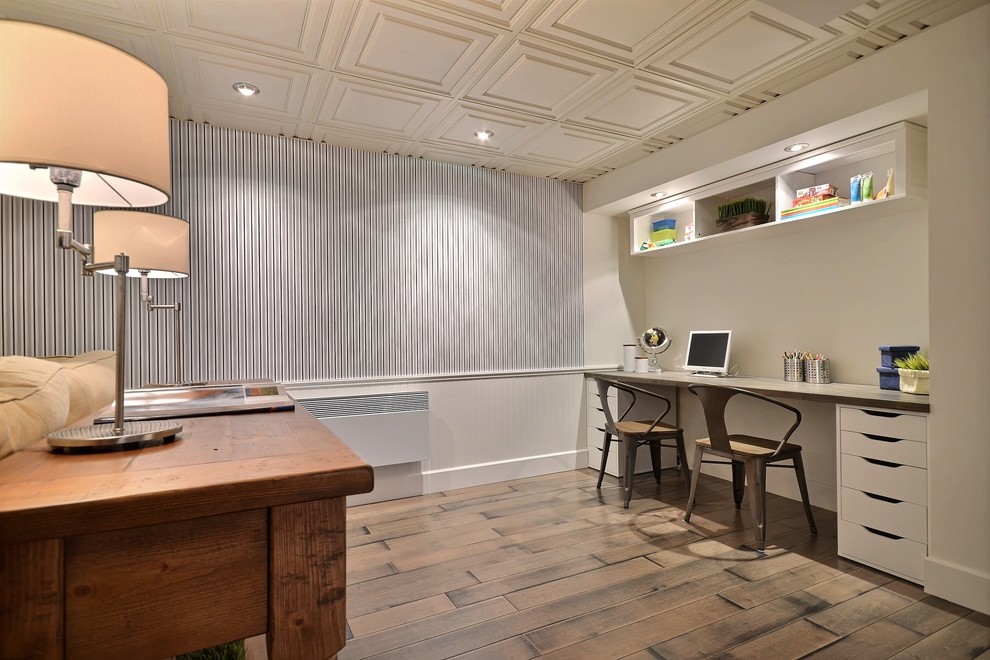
0 20 170 207
92 211 189 279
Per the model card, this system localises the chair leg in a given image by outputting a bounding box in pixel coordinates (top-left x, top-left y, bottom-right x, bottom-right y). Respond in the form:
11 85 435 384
745 459 768 552
622 434 637 509
731 461 746 510
793 453 818 536
648 439 663 484
683 446 704 521
596 432 612 489
675 430 691 491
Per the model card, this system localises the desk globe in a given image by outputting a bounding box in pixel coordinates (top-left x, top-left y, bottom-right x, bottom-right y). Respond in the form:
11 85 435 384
639 327 671 372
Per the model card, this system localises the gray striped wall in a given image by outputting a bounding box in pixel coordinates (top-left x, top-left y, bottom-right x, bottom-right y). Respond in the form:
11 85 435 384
1 120 584 386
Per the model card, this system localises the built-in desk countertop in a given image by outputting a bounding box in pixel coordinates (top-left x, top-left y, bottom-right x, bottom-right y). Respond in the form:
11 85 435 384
0 406 374 660
585 369 930 413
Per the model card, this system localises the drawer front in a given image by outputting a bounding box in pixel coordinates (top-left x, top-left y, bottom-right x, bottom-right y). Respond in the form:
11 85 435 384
840 407 926 441
839 520 926 584
840 431 926 468
841 487 927 543
588 425 607 450
840 454 927 505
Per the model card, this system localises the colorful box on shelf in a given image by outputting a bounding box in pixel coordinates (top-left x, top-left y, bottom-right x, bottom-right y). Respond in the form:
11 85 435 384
876 366 900 391
780 197 848 220
879 345 920 368
794 183 837 204
651 218 676 243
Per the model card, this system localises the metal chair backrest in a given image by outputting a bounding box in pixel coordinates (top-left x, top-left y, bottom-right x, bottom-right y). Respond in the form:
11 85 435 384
688 384 802 456
594 377 673 435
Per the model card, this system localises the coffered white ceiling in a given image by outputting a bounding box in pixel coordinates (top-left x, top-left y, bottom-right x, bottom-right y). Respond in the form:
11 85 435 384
0 0 980 182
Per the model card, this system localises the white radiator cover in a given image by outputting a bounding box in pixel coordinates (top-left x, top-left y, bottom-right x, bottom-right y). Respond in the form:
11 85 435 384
296 392 429 467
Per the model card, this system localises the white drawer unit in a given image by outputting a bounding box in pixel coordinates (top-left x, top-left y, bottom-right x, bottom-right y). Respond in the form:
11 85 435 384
836 405 929 584
586 380 660 477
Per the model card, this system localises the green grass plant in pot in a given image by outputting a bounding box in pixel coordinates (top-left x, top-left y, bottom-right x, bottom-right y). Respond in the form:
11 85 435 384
715 197 773 233
894 351 929 394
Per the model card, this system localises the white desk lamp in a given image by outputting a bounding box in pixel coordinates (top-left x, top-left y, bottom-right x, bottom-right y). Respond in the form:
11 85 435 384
93 211 190 386
0 20 179 450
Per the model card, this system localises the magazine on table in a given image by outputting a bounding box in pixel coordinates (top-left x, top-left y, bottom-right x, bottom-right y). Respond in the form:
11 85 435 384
95 380 295 422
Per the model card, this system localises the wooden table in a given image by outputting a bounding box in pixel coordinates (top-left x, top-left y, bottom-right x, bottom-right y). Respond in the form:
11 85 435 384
586 369 930 413
0 407 374 660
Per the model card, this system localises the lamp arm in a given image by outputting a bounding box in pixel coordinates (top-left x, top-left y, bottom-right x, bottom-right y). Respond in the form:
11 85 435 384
53 177 93 263
140 268 183 384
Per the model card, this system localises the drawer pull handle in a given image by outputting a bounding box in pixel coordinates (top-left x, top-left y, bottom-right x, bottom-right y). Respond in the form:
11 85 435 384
864 526 903 540
862 410 900 419
863 491 902 504
863 433 900 443
864 457 902 468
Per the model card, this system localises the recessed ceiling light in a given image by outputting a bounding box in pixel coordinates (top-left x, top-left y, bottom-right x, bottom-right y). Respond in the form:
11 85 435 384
650 191 668 199
784 142 810 153
232 82 260 97
474 129 494 140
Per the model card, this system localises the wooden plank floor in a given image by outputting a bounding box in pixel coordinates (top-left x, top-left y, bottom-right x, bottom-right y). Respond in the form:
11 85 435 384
334 468 990 659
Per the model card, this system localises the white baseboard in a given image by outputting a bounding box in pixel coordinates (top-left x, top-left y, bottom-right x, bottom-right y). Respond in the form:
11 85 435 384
423 449 587 493
925 556 990 614
346 450 589 506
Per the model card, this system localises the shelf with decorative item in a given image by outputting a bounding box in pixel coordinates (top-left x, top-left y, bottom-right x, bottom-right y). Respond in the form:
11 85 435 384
628 121 927 257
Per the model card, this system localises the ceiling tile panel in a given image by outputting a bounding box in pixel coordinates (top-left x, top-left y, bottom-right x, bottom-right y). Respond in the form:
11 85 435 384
487 156 568 178
583 139 662 173
527 0 723 65
839 0 927 28
424 102 546 153
410 143 500 168
412 0 552 30
515 123 627 166
564 71 716 137
644 2 837 94
463 37 621 118
162 0 333 64
0 0 159 28
170 41 313 116
335 0 504 94
1 0 971 182
191 111 304 139
315 76 447 137
308 124 408 153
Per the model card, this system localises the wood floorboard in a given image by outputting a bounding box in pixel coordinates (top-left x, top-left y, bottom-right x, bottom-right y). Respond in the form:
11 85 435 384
336 468 990 660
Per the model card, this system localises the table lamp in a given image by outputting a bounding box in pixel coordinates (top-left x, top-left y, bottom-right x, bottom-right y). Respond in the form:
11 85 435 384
0 20 179 450
93 211 190 386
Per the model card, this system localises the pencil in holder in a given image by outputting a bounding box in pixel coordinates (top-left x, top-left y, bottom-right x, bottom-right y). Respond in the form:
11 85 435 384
784 358 804 382
804 358 831 384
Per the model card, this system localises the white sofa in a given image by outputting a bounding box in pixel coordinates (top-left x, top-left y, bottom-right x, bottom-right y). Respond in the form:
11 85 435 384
0 351 115 459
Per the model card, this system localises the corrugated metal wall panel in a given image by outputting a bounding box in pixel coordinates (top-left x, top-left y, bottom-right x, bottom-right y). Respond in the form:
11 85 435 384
1 120 584 386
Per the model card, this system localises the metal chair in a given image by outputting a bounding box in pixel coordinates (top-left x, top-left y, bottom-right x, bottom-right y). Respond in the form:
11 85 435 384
684 384 817 552
593 377 691 508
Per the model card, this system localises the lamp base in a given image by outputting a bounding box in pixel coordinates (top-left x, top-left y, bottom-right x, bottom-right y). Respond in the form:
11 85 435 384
48 420 181 453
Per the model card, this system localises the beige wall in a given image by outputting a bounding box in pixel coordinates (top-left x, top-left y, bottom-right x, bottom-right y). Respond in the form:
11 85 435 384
582 5 990 613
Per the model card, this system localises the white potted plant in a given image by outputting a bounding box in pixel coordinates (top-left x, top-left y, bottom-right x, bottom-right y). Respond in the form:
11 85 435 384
894 351 929 394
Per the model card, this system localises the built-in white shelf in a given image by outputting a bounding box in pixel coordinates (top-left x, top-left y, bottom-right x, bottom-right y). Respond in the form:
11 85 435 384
629 122 927 256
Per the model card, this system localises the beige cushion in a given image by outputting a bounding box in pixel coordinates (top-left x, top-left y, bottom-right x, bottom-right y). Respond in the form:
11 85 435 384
0 356 70 459
44 351 116 425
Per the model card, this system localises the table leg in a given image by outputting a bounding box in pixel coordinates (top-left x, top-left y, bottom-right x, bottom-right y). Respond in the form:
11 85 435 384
268 497 347 659
1 538 63 659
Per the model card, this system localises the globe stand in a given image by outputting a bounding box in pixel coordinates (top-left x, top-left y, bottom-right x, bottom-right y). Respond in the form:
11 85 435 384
638 326 671 373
